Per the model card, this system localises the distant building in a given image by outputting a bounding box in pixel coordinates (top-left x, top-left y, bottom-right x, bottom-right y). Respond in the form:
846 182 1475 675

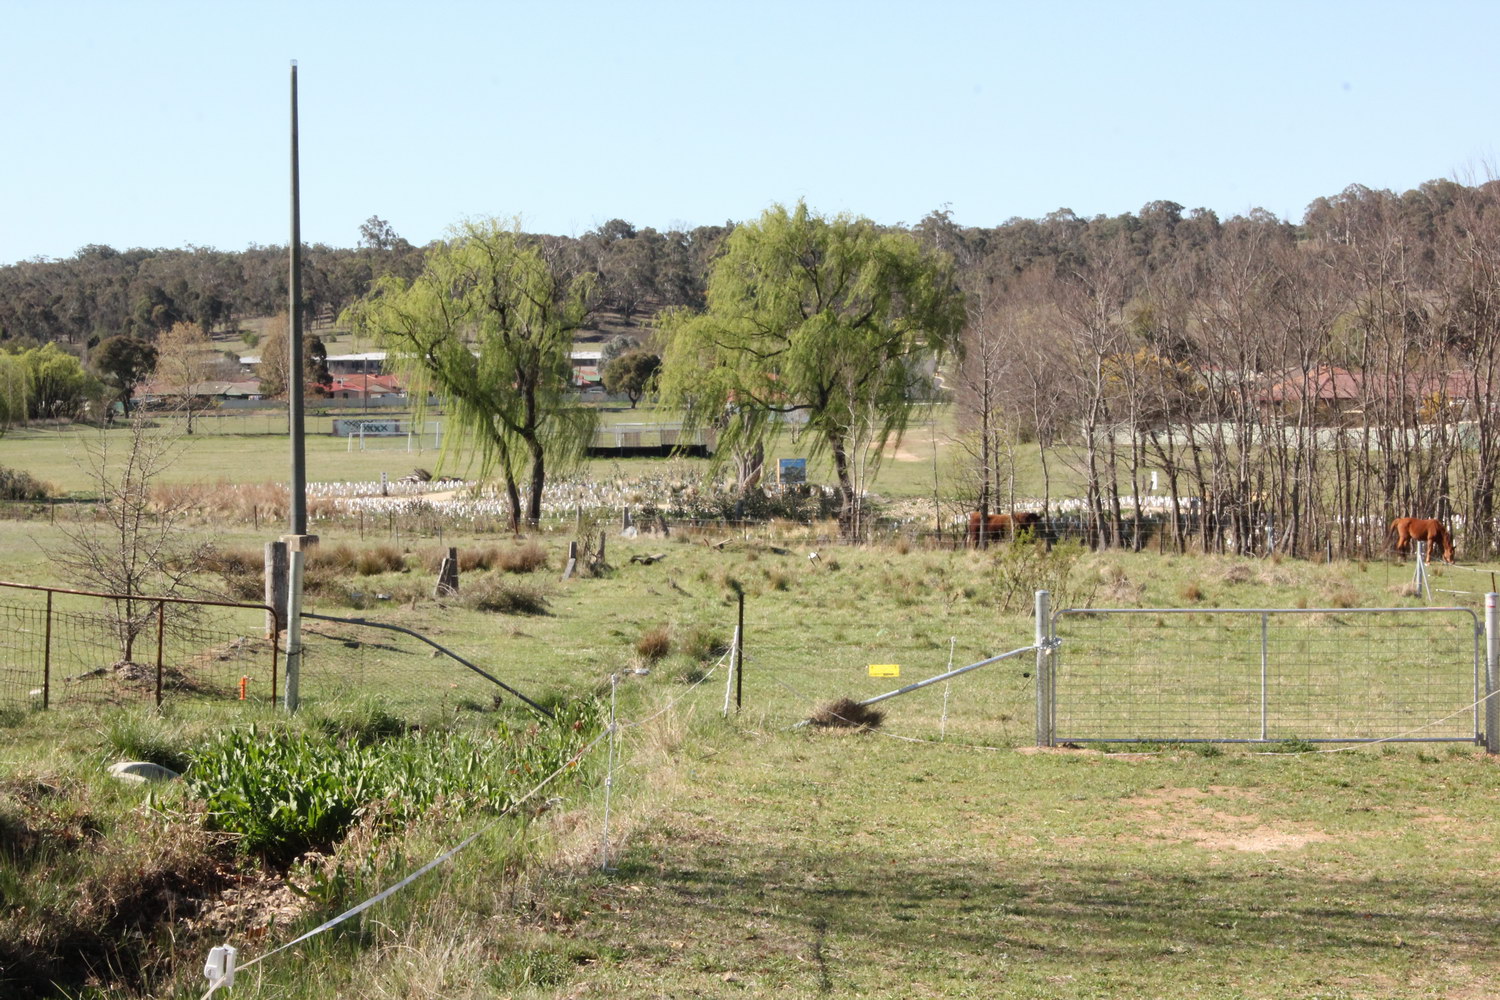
319 373 405 400
238 351 388 375
570 349 603 388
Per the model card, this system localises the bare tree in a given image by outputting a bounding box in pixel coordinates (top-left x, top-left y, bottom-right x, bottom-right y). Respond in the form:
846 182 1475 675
54 415 207 665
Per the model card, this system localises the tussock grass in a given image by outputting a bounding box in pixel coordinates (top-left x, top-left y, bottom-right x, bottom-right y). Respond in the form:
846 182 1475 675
417 543 549 574
635 625 672 662
457 573 550 615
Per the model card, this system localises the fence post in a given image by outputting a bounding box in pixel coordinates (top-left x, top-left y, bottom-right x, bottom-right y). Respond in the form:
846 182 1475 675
264 541 288 639
1035 589 1052 747
1486 593 1498 754
42 590 52 710
284 550 305 713
1414 541 1431 603
736 589 745 712
1259 611 1269 742
155 600 166 708
435 546 459 596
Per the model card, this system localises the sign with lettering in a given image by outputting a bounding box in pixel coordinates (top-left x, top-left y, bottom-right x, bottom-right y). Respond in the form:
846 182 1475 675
867 664 900 678
333 419 404 437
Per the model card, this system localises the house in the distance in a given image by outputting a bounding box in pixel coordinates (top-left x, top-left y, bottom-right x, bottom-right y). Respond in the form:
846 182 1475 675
319 373 404 400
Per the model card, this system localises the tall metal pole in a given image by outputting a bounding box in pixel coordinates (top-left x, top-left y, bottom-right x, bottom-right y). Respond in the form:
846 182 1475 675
288 60 307 537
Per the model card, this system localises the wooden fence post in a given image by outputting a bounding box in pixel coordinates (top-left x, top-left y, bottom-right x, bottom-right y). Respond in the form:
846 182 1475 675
435 546 459 596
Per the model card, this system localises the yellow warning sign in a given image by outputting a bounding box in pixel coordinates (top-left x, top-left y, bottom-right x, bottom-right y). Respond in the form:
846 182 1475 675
868 664 900 678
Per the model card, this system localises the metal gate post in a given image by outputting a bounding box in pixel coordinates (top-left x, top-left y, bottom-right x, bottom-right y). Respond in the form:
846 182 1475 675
1486 593 1498 754
1260 612 1269 741
1035 590 1053 747
42 590 52 710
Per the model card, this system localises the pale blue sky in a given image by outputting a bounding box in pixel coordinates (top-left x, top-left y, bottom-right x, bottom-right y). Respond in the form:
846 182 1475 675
4 0 1497 264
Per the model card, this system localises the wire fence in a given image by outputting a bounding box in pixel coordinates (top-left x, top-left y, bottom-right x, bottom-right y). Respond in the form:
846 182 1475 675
295 613 552 717
0 583 279 712
1049 606 1482 744
724 611 1037 745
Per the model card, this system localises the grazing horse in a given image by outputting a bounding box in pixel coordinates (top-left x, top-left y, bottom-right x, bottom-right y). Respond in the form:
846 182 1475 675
1390 517 1455 563
967 510 1043 547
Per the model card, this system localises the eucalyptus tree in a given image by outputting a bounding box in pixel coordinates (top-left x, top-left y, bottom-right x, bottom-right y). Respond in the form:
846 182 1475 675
92 335 157 413
345 219 596 531
656 202 965 538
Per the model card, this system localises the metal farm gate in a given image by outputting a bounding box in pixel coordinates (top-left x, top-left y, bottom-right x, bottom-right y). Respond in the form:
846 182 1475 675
1044 605 1483 745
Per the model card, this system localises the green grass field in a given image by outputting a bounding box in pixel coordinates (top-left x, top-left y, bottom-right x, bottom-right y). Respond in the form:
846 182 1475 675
0 403 1034 502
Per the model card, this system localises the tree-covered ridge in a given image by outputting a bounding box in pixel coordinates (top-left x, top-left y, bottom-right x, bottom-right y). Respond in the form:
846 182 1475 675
0 218 732 350
0 182 1481 353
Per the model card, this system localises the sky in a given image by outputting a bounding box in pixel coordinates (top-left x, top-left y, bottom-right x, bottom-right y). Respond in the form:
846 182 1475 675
5 0 1499 265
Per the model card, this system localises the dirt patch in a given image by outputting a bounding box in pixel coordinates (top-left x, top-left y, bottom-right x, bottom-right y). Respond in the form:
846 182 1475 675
880 442 925 462
1125 786 1335 853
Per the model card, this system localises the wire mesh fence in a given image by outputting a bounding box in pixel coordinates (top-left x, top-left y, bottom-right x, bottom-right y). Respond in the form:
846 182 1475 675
295 613 552 718
0 583 279 712
1050 606 1482 743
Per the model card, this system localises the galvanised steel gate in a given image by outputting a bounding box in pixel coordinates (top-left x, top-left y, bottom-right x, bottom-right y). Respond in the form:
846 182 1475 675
1045 605 1483 744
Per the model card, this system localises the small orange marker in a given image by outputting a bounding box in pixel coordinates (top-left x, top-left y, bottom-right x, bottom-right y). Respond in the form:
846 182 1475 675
239 676 248 700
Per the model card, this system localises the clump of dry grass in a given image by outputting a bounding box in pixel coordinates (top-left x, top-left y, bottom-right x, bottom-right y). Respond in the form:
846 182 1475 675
1321 585 1359 608
1222 563 1253 584
495 542 549 573
415 543 549 574
458 574 550 615
309 543 407 576
152 481 340 525
807 697 884 730
1178 581 1204 603
636 625 672 663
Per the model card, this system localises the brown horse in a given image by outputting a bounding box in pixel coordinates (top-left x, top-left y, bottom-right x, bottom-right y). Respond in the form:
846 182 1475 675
1390 517 1455 563
967 510 1043 547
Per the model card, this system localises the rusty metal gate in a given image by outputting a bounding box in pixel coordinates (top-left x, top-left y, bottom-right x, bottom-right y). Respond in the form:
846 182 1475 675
0 581 279 710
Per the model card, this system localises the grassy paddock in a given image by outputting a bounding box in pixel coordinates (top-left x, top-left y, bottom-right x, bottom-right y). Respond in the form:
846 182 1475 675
3 521 1499 997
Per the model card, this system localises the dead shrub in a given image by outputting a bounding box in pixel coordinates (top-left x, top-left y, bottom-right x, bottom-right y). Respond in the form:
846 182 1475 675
636 625 672 663
808 697 884 730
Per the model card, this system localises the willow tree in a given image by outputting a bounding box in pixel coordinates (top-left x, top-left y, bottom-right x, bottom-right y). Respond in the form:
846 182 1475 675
344 219 596 530
657 203 965 537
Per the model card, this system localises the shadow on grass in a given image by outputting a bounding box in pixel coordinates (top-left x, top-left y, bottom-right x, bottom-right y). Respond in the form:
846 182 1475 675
574 832 1493 996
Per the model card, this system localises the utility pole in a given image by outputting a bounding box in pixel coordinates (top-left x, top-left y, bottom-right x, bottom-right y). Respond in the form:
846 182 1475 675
276 60 315 712
288 59 307 539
